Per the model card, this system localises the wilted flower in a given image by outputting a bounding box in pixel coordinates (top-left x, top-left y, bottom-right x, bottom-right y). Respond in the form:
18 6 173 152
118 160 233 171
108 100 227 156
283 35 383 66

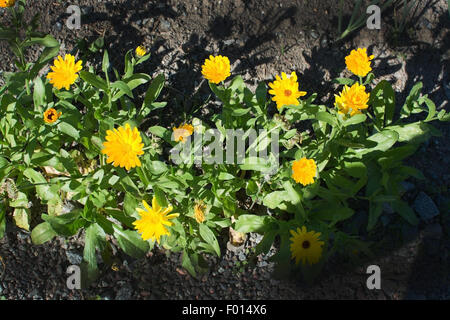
101 123 144 170
290 226 324 265
194 201 207 224
268 71 307 109
173 123 194 143
201 55 231 84
46 54 82 90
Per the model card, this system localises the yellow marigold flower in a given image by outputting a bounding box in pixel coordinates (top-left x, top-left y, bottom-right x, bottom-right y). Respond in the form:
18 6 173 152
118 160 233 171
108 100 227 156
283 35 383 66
290 226 324 265
0 0 15 7
46 54 82 90
268 71 307 109
101 123 144 171
43 108 62 124
133 197 179 243
292 157 316 186
201 55 231 84
345 48 374 77
173 123 194 143
194 201 207 224
135 46 147 57
335 83 369 117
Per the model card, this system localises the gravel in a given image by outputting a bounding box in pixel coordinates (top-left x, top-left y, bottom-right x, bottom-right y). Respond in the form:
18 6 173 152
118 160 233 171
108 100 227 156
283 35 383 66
413 192 440 221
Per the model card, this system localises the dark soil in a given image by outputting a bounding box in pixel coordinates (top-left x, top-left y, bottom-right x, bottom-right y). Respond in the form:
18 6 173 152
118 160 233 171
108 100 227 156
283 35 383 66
0 0 449 300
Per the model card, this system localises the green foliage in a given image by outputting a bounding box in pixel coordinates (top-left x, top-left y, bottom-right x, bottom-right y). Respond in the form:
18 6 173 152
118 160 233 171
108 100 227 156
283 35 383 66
0 2 448 284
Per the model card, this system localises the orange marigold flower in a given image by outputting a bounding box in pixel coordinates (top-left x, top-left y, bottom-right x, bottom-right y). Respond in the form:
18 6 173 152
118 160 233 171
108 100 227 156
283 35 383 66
201 55 231 84
345 48 374 77
292 157 317 186
43 108 62 124
334 83 369 117
0 0 16 8
268 71 307 109
101 123 144 171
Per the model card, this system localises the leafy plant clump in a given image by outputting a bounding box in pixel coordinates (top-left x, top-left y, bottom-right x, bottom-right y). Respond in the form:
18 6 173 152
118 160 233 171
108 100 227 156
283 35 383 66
1 1 448 284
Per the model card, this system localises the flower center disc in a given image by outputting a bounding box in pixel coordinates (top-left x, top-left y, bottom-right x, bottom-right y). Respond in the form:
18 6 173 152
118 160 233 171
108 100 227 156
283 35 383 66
302 240 310 249
284 89 292 96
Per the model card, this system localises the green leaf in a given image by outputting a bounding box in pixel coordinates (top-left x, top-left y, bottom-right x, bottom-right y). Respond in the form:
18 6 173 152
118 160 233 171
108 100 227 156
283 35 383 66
255 229 277 255
143 74 165 107
147 161 168 175
37 45 60 65
367 202 383 231
234 214 272 233
153 186 168 208
383 81 395 126
343 114 367 127
392 200 419 226
354 130 399 157
79 71 108 91
423 97 436 121
111 80 133 100
388 122 440 144
343 161 367 178
239 157 271 172
58 122 80 139
255 82 267 106
33 77 45 107
113 225 149 259
246 180 259 196
148 126 172 143
401 82 423 117
333 78 355 86
25 35 59 48
263 191 288 209
90 136 104 153
231 108 251 116
282 180 301 205
316 112 337 127
229 75 244 92
0 29 16 40
198 223 221 256
218 172 235 180
31 222 57 245
102 50 110 75
0 202 6 239
182 250 197 277
397 166 425 180
0 156 9 169
84 223 106 282
43 210 84 236
23 168 56 201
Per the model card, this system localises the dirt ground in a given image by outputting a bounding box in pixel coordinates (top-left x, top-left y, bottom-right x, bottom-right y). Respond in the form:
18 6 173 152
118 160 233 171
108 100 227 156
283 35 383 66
0 0 449 300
